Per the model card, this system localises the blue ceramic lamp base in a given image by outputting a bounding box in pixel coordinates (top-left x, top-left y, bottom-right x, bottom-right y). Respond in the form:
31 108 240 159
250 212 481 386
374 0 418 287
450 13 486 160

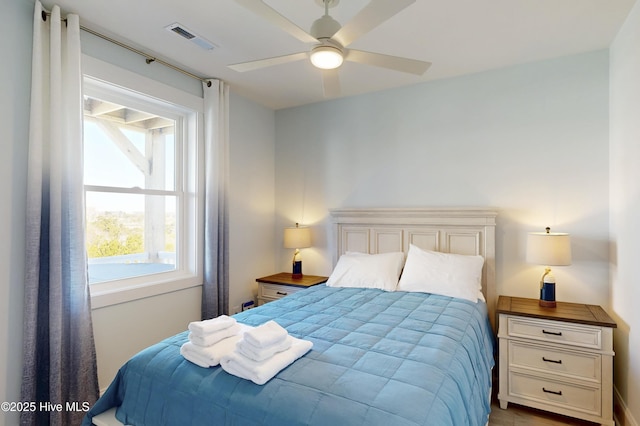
539 282 556 308
291 260 303 279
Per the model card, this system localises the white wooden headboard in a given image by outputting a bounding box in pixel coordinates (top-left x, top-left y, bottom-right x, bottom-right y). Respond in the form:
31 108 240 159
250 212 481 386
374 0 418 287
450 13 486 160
330 208 498 329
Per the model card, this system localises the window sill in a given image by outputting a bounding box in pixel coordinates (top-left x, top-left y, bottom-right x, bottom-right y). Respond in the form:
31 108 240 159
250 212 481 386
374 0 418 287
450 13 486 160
90 274 202 309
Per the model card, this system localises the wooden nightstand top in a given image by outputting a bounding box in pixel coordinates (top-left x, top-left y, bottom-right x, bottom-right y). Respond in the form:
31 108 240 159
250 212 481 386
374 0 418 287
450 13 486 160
497 296 617 328
256 272 328 288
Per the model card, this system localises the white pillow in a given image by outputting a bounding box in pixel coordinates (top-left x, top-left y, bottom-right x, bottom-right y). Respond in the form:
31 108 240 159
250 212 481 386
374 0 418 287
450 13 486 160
326 251 405 291
397 244 484 302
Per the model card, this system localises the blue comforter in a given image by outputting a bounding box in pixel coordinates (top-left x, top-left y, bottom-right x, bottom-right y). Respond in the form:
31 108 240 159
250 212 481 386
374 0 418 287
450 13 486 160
84 285 495 426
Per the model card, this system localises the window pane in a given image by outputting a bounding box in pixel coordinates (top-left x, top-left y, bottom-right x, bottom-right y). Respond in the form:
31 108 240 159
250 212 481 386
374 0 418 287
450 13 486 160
83 96 176 191
84 121 145 188
86 192 177 284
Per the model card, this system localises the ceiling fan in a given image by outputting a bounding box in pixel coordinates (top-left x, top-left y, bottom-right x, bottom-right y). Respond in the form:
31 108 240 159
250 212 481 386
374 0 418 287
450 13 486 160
229 0 431 97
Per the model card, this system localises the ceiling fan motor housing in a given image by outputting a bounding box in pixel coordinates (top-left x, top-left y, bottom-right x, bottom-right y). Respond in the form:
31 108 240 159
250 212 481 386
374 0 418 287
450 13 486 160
310 14 342 40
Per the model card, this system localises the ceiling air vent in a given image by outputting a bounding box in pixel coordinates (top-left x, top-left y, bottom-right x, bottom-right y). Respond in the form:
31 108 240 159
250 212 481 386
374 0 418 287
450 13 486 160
165 23 217 51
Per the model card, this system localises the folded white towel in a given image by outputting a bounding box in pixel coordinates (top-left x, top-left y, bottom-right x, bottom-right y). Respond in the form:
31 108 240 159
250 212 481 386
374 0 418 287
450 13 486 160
236 335 293 362
181 335 241 368
243 320 288 348
220 337 313 385
188 315 237 336
189 323 241 347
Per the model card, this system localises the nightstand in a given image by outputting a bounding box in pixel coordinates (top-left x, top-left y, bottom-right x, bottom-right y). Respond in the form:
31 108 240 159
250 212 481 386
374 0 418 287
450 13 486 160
256 273 328 306
497 296 617 425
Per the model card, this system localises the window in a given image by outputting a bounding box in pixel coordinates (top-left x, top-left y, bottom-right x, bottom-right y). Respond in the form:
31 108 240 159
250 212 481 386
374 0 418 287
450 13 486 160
84 95 179 283
83 69 203 307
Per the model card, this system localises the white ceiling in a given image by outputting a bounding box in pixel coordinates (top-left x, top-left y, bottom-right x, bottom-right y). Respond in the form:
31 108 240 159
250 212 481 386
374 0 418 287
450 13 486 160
41 0 636 110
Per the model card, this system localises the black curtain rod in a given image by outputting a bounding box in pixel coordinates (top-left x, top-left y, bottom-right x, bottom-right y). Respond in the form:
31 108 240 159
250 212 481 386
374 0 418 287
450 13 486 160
42 11 213 87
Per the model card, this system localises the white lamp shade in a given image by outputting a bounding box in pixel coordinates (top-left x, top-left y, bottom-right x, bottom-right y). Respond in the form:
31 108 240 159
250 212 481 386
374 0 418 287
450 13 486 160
526 232 572 266
284 226 311 249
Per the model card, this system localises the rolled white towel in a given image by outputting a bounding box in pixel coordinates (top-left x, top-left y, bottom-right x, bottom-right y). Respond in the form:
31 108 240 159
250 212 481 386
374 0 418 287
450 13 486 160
243 320 288 348
221 337 313 385
188 315 237 336
236 335 293 362
181 335 241 368
189 323 241 347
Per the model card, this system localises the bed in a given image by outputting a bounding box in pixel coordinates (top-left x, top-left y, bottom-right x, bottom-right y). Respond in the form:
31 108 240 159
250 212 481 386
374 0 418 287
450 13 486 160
85 208 498 426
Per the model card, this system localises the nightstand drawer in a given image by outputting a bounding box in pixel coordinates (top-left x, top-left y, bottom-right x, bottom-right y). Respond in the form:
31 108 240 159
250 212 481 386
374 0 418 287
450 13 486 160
508 317 602 350
259 283 304 299
509 341 601 382
509 372 601 416
256 273 328 306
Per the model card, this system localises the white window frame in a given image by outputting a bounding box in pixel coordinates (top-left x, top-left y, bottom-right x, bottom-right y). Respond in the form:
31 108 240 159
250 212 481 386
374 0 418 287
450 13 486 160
83 56 204 309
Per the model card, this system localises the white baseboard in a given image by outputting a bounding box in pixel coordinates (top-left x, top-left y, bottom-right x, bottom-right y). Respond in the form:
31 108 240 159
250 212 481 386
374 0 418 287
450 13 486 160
615 386 639 426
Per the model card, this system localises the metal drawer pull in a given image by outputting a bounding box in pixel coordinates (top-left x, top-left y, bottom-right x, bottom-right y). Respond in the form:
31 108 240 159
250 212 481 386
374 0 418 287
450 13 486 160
542 329 563 336
276 291 288 296
542 357 562 364
542 387 563 396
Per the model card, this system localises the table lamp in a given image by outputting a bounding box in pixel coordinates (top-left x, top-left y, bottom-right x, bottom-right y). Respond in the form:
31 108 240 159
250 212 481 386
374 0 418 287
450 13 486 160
526 227 572 307
284 223 311 279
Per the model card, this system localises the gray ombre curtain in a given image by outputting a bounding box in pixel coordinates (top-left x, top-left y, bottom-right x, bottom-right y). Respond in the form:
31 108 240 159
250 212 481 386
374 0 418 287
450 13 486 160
202 80 230 319
21 3 99 425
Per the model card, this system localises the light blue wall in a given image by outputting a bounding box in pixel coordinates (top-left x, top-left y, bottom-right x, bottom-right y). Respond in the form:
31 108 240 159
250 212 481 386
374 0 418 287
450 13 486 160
228 92 277 310
610 0 640 420
275 50 610 307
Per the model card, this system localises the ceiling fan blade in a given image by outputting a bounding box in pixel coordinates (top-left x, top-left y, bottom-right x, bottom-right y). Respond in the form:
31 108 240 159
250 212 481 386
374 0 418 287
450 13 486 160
234 0 318 44
321 69 341 98
229 52 308 72
331 0 415 47
346 49 431 75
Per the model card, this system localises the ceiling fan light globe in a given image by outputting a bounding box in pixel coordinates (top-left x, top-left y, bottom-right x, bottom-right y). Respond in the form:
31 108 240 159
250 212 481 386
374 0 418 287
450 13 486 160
310 45 344 69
